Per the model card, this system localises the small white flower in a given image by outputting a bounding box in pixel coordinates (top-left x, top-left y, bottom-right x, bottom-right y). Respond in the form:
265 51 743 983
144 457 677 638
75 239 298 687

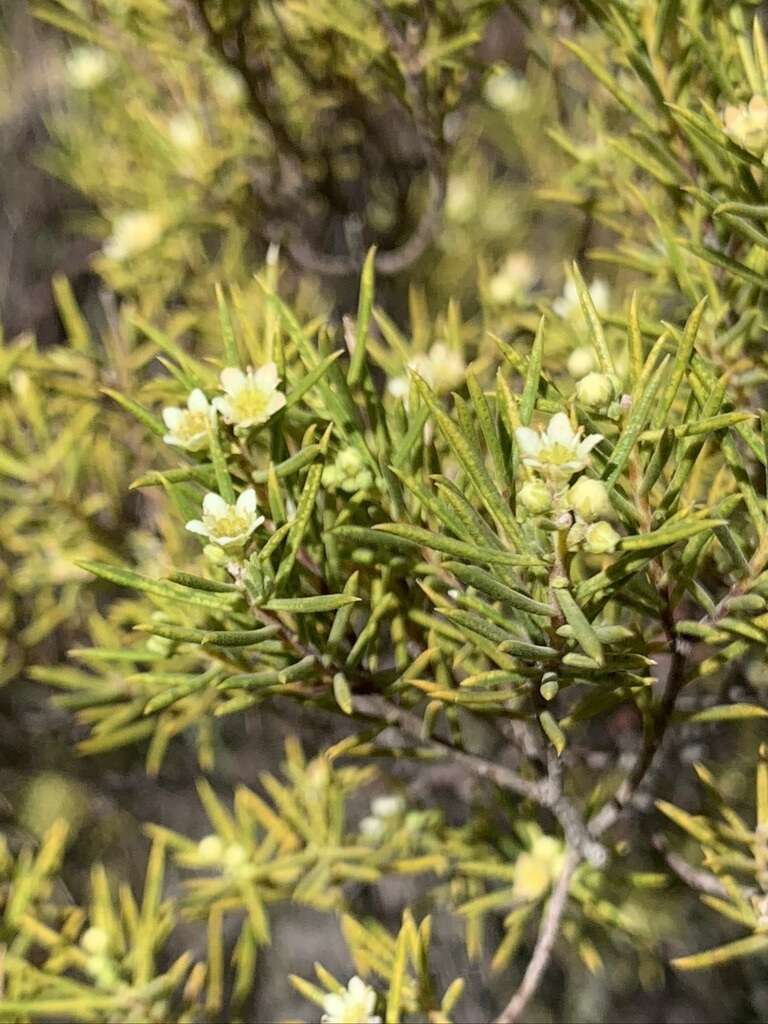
186 490 264 548
484 70 531 114
359 815 385 842
371 794 405 819
515 413 603 482
162 389 211 451
567 346 596 381
103 211 164 262
65 46 110 90
168 111 202 150
321 976 381 1024
553 277 610 319
723 95 768 155
407 343 465 394
488 252 536 305
212 364 286 429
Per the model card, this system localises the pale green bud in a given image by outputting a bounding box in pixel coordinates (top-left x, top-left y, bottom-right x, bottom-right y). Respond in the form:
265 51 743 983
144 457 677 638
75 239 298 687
80 926 110 956
584 521 621 554
197 834 225 862
566 346 596 380
568 477 612 522
540 674 559 701
576 371 614 410
518 480 552 515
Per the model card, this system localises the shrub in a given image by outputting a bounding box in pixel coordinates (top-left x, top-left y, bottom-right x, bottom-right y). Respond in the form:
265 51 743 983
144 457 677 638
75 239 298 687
5 1 768 1021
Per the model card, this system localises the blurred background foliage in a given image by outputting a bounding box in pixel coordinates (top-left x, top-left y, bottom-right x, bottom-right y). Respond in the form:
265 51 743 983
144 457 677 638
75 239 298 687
4 0 768 1020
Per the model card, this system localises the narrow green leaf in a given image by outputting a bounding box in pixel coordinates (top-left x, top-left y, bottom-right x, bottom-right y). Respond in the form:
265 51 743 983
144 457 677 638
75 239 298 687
348 246 376 385
554 589 604 664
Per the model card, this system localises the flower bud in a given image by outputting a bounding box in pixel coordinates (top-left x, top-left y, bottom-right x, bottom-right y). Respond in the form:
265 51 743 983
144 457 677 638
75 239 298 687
584 521 621 554
576 371 614 410
567 477 612 522
80 926 110 956
518 480 552 515
566 346 596 380
197 834 225 862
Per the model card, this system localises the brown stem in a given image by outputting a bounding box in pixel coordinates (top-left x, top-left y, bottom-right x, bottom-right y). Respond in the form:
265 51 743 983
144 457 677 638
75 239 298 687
495 847 580 1024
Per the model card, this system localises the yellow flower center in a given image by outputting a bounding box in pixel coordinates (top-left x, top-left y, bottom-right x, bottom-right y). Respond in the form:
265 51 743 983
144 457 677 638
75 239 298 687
176 410 208 442
230 387 270 423
203 509 250 539
540 441 577 465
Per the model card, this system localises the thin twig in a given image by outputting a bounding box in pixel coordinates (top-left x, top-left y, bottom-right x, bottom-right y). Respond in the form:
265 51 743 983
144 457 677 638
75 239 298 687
495 847 581 1024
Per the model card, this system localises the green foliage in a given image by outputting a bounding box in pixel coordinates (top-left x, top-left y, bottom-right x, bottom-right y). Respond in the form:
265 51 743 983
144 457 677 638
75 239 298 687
7 0 768 1020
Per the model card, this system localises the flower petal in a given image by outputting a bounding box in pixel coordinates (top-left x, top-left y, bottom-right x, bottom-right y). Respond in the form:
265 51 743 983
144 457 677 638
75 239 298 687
578 433 604 456
547 412 576 446
253 361 279 389
162 407 183 429
202 492 229 516
220 367 246 394
515 426 541 457
187 388 209 412
236 488 257 517
185 519 208 537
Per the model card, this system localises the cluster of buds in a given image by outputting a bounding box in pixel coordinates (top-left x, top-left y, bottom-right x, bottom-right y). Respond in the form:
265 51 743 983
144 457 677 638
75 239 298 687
516 413 620 554
723 95 768 156
359 793 406 843
322 446 375 493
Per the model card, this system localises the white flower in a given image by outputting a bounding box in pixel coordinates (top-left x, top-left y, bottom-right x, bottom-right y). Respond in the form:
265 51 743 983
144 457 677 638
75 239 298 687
168 112 202 150
553 277 610 319
515 413 603 482
103 211 164 261
391 342 465 396
371 794 405 819
186 490 264 547
65 47 110 90
567 346 597 380
212 364 286 429
484 70 531 113
162 389 211 451
723 95 768 155
488 252 536 305
321 977 381 1024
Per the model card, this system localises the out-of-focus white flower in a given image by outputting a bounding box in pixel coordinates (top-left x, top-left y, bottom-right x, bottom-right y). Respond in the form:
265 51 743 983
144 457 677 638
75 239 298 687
321 976 381 1024
488 252 536 305
65 46 110 90
371 794 405 819
484 70 531 114
396 342 465 395
186 490 263 547
162 388 211 451
359 815 385 842
212 364 286 429
553 277 610 319
103 211 164 261
567 346 597 380
168 111 202 150
723 95 768 155
516 413 603 482
210 67 245 104
445 175 476 222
